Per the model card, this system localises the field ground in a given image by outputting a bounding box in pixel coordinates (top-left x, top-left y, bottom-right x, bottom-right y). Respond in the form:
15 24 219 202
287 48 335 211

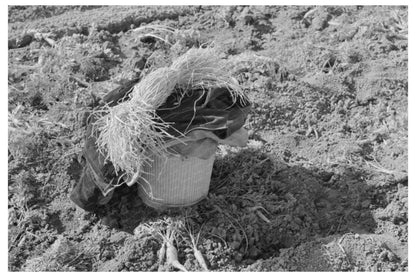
8 5 408 271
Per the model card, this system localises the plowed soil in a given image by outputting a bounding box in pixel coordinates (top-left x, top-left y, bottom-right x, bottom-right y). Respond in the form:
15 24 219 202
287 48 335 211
8 5 408 272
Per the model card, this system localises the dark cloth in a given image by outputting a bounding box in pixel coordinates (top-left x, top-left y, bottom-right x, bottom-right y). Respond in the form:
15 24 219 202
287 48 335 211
70 78 141 211
157 87 250 139
70 81 250 212
69 162 112 211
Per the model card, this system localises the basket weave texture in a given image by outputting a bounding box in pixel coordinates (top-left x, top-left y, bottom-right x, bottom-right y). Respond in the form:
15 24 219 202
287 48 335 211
137 152 215 209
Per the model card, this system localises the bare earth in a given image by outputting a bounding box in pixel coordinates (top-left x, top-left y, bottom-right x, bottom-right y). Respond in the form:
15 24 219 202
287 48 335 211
8 5 408 271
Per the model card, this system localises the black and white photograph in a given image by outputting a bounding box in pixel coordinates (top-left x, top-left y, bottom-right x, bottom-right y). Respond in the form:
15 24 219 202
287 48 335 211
7 3 409 272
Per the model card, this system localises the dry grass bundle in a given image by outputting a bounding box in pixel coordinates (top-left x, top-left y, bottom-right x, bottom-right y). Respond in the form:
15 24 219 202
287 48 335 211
92 47 247 178
92 101 175 176
170 48 241 96
131 67 179 107
131 48 244 105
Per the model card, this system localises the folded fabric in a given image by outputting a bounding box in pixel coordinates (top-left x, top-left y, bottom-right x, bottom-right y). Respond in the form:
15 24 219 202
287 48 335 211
70 162 114 211
183 127 249 147
70 121 120 208
157 87 250 139
167 127 249 159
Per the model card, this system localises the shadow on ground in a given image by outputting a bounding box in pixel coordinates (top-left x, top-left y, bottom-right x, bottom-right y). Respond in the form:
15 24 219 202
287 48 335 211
96 145 379 263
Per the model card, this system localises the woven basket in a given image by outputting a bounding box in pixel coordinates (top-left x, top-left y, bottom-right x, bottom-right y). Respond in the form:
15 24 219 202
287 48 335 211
137 148 215 210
